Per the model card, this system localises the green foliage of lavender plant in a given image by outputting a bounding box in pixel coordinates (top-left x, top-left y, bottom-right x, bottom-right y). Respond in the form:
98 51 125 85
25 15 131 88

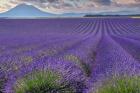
0 75 6 93
96 75 140 93
14 70 75 93
64 54 91 77
0 79 4 92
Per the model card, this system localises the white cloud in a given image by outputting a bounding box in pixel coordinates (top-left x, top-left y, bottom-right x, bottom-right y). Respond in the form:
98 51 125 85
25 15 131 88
113 0 140 4
0 0 139 14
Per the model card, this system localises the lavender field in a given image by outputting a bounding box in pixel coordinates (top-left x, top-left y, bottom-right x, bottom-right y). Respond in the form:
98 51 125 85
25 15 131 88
0 18 140 93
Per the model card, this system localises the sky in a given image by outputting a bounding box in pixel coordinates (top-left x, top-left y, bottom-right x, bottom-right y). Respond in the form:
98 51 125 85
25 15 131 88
0 0 140 14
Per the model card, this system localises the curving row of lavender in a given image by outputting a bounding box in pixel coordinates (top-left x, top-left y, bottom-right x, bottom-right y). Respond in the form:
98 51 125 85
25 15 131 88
0 18 140 93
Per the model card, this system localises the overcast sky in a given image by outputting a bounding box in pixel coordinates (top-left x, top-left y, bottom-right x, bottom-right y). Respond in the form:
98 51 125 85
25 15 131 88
0 0 140 14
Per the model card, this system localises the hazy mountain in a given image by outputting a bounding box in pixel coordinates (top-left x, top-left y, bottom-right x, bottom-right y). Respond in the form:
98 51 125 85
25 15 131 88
0 4 56 18
0 4 84 18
